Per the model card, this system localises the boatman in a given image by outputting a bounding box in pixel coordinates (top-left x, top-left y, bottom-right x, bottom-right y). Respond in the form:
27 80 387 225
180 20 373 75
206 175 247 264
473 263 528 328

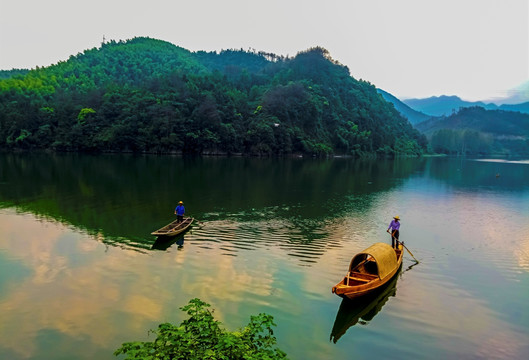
175 201 185 222
387 215 400 248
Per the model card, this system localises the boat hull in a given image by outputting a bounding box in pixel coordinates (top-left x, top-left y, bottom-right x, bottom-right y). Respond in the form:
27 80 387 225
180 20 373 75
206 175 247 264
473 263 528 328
151 217 194 236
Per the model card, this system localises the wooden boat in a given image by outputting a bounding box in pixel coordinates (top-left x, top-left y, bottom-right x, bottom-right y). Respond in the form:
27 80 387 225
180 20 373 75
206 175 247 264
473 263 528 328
151 217 194 236
332 242 403 300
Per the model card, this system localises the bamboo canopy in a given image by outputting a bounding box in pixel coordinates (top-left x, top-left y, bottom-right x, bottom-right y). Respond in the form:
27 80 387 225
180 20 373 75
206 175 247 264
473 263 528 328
348 243 398 280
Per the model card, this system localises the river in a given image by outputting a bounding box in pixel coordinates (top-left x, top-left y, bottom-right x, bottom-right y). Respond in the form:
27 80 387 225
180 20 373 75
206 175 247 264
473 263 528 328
0 154 528 359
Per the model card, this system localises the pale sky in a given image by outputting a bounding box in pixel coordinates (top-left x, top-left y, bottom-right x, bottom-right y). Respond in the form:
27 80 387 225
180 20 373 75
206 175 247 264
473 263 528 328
1 0 528 102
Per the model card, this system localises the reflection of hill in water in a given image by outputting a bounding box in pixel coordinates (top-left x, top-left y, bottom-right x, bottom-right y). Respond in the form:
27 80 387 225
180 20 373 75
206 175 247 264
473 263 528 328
0 153 426 251
330 272 399 343
426 157 529 190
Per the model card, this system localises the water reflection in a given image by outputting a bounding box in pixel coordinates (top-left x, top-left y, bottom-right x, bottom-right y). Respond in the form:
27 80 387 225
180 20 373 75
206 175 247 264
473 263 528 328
1 154 529 359
330 270 399 343
151 234 185 251
425 157 529 190
0 209 283 359
0 153 427 252
188 218 361 264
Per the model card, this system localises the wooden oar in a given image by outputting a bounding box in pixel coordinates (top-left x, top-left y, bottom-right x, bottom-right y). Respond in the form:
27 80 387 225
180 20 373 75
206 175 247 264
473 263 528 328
388 227 419 264
402 243 419 263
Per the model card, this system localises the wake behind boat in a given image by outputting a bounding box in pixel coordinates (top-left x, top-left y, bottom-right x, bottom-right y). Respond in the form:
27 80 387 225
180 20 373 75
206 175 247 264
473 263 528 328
332 242 403 300
151 217 194 236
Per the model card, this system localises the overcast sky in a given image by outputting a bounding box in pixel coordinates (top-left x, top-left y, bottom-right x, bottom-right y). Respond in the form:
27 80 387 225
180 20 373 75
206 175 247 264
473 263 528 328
1 0 528 102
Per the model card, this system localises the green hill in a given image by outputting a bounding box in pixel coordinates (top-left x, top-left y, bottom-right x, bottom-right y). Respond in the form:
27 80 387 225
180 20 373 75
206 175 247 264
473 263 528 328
0 37 426 156
415 106 529 156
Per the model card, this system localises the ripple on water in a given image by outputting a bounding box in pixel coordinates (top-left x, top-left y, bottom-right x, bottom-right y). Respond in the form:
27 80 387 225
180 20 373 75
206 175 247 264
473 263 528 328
187 218 343 263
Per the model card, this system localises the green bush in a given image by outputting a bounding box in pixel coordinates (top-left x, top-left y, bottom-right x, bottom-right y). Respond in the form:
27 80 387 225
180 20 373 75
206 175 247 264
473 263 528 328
114 298 287 359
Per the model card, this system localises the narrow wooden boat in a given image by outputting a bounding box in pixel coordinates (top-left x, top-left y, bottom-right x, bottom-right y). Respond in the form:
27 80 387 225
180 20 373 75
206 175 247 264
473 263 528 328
151 217 194 236
332 242 403 300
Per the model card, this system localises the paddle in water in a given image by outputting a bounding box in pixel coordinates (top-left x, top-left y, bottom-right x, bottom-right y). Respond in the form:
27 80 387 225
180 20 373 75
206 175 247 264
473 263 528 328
401 242 419 263
390 231 419 263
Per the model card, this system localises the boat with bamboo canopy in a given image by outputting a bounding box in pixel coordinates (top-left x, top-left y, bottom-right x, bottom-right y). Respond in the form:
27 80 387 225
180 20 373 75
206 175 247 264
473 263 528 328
332 242 403 299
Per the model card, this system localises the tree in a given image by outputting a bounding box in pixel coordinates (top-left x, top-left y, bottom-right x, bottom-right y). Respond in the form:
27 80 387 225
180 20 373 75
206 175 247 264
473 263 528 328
77 107 96 125
114 298 287 360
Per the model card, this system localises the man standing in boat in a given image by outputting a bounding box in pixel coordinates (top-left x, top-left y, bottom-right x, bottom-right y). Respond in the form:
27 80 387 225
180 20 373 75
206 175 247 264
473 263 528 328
387 215 400 248
175 201 185 222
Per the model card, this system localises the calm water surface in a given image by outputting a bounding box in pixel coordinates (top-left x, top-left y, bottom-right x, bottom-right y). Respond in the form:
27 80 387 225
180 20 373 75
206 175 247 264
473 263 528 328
0 154 528 359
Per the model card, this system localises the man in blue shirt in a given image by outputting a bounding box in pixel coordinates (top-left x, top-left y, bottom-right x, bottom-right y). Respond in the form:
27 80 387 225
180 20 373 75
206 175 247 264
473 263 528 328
175 201 185 222
387 215 400 248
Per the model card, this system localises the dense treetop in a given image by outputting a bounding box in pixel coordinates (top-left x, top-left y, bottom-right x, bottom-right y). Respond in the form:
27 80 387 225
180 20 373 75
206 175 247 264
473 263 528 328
0 69 29 80
0 37 426 156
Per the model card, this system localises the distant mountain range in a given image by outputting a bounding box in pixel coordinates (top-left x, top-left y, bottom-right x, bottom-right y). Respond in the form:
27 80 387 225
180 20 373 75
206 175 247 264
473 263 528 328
401 95 529 117
377 88 529 122
376 89 431 125
377 88 529 155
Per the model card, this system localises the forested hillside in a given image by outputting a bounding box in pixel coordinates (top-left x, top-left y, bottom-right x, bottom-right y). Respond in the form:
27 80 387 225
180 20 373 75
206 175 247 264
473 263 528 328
0 37 426 156
416 107 529 156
